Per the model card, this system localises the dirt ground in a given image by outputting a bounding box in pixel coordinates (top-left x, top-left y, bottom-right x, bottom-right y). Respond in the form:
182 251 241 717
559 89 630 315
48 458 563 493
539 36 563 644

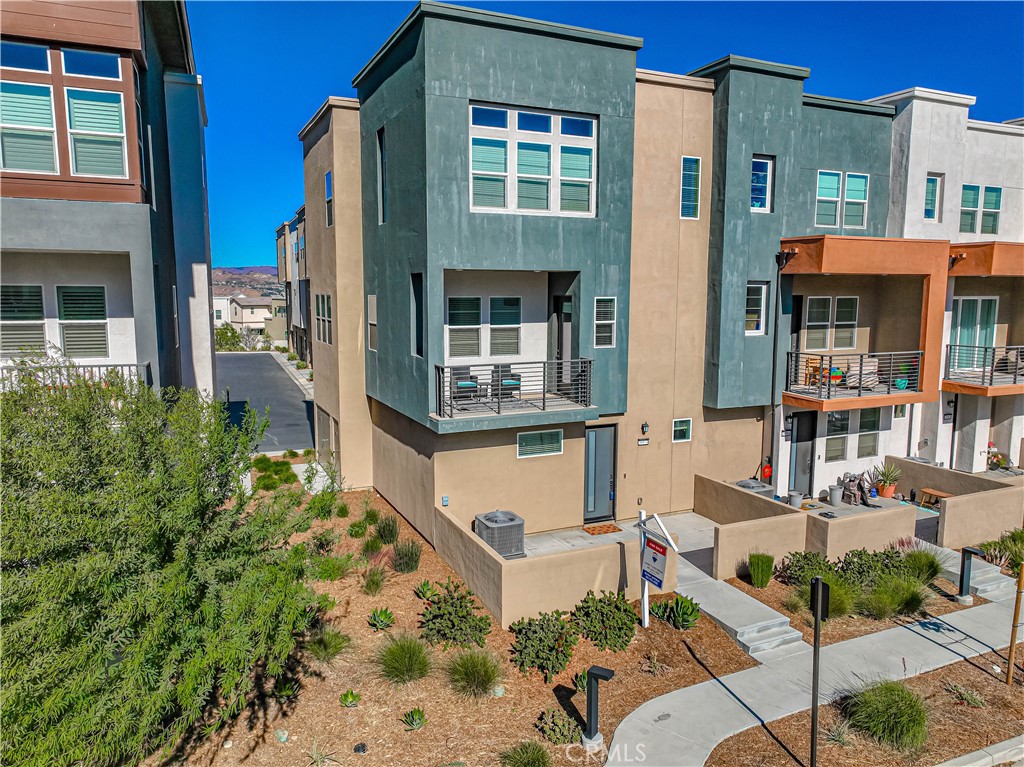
727 575 985 646
170 489 756 767
706 649 1024 767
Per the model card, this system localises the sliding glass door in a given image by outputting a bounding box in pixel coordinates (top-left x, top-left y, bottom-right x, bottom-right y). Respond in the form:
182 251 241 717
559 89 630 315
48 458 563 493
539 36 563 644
950 297 997 369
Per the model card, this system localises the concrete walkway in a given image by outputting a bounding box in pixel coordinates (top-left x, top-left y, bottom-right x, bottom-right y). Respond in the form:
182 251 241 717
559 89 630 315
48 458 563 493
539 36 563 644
269 350 314 399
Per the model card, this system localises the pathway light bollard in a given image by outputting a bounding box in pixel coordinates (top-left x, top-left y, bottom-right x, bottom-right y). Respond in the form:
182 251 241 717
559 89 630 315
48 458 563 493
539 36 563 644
958 546 985 605
582 665 615 751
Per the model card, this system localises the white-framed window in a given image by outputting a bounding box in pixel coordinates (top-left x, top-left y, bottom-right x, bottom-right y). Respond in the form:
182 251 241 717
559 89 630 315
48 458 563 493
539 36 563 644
825 411 849 463
447 296 481 357
805 296 832 351
61 48 121 80
214 309 222 320
367 294 377 352
325 171 334 227
0 80 58 173
981 187 1002 235
843 173 869 228
680 156 700 219
469 104 596 216
857 407 881 459
594 297 616 348
924 174 942 221
315 293 333 345
0 41 51 73
489 296 521 356
815 170 868 228
745 282 768 335
815 171 842 226
959 184 1001 234
517 429 563 458
751 155 773 212
57 285 108 358
0 284 46 357
833 296 859 350
672 418 692 443
66 88 126 178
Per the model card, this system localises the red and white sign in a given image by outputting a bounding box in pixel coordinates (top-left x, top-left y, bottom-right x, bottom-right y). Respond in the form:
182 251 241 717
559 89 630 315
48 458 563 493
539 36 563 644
641 535 668 589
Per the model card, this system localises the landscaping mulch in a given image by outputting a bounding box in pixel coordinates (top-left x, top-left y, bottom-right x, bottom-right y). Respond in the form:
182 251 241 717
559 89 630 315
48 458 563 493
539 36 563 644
172 490 756 767
706 648 1024 767
727 575 986 646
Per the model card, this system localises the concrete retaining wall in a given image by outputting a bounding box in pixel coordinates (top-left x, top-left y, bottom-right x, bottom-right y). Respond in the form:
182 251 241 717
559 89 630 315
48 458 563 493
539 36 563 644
694 475 798 525
713 515 808 579
887 455 1008 495
804 504 918 560
937 485 1024 549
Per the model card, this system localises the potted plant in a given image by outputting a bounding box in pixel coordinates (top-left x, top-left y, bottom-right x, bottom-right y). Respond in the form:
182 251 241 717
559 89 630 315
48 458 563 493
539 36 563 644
872 463 902 498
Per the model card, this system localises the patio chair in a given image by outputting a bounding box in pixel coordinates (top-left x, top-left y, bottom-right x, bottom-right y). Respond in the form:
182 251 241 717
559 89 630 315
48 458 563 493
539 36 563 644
490 363 521 400
450 366 480 404
843 357 879 390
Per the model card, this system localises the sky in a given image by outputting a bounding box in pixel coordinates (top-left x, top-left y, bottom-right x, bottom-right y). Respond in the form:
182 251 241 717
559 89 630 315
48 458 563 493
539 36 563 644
185 1 1024 268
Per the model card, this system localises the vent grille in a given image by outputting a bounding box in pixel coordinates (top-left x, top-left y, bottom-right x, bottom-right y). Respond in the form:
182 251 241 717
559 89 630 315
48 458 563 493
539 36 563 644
474 510 525 559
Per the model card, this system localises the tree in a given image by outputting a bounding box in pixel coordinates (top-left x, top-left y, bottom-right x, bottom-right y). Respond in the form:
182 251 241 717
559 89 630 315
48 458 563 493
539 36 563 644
0 367 321 766
214 321 243 350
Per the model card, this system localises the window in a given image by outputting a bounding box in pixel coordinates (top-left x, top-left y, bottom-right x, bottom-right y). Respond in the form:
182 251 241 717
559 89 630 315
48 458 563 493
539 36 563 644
894 404 907 418
805 296 831 351
1 41 50 72
325 171 333 227
66 88 126 177
825 411 849 463
410 273 423 357
672 418 692 443
924 174 942 221
815 171 842 226
0 284 45 357
857 407 880 459
680 156 700 219
594 297 616 348
134 64 146 191
751 155 773 212
315 293 332 345
249 308 255 315
745 282 767 335
468 105 596 215
215 309 222 320
815 171 869 228
833 297 858 350
366 294 377 352
57 285 107 358
377 127 387 224
843 173 869 228
517 429 563 458
981 187 1001 235
489 296 521 356
959 184 988 234
0 81 57 173
62 49 120 80
447 297 480 357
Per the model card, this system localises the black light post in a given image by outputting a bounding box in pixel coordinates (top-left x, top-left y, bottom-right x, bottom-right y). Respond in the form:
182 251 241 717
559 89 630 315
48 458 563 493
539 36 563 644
809 575 830 767
583 665 615 749
959 546 984 604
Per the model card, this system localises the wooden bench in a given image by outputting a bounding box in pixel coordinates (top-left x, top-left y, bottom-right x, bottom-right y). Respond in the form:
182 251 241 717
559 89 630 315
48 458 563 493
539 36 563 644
919 487 953 509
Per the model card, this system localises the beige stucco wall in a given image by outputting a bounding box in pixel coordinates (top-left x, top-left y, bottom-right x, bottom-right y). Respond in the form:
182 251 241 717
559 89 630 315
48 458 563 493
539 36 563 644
694 475 799 525
713 515 808 579
432 505 505 619
804 504 917 561
371 401 436 541
887 454 1009 495
937 485 1024 549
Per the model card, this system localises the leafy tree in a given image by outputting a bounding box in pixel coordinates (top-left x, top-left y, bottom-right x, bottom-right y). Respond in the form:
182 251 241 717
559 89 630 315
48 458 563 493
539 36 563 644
214 321 244 350
0 366 322 766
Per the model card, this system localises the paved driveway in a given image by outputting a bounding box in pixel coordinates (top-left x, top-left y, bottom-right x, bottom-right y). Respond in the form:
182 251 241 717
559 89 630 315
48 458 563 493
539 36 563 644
216 352 313 452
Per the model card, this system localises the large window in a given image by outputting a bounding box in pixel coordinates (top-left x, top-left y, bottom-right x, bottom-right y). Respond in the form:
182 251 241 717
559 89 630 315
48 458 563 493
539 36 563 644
517 429 563 458
66 88 126 177
804 296 858 351
825 411 849 463
857 407 881 459
805 296 832 351
489 296 521 356
680 156 700 219
469 105 596 216
833 296 859 350
315 293 332 345
815 171 869 228
57 285 107 358
594 297 616 348
960 185 1002 235
0 41 50 72
745 282 767 335
0 284 45 357
0 81 57 173
751 155 774 212
924 174 942 221
447 296 481 357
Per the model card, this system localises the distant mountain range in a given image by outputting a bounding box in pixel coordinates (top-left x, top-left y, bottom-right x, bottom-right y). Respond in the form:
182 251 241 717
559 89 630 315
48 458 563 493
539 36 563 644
213 265 278 276
211 266 282 298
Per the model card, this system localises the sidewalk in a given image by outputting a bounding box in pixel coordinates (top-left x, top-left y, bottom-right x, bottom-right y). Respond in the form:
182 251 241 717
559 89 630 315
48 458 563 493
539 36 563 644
269 351 314 399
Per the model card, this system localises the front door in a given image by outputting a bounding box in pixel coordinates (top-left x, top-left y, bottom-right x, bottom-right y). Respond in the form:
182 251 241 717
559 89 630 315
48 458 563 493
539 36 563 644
554 296 573 393
789 411 816 497
584 425 616 523
950 297 998 369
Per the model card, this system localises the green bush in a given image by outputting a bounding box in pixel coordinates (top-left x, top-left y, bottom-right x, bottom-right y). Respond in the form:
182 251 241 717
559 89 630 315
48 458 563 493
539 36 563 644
401 707 427 730
368 607 395 631
335 502 350 519
795 572 857 619
903 549 942 585
376 514 400 545
392 540 422 574
573 671 587 693
837 548 908 587
571 590 636 651
252 454 275 472
302 447 315 458
747 552 774 588
779 550 834 585
420 577 491 648
362 536 383 558
274 346 289 354
283 449 299 459
0 368 321 766
864 574 928 617
348 519 368 538
510 611 580 682
306 491 337 520
295 360 309 370
535 708 582 745
363 565 386 595
446 648 502 697
500 741 551 767
650 594 700 629
363 506 380 525
312 554 355 581
310 528 336 556
287 352 298 361
306 627 351 664
846 680 928 750
377 634 430 684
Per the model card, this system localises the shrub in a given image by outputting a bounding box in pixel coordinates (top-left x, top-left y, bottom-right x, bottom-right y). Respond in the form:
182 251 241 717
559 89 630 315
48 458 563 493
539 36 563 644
303 447 315 458
571 590 636 651
253 455 275 472
747 552 774 588
447 648 502 697
846 680 928 750
377 634 430 684
837 548 908 588
283 448 299 459
272 676 300 703
310 528 336 556
363 506 380 525
650 595 700 629
392 540 422 574
362 536 383 558
368 607 395 631
339 688 361 708
306 491 337 521
287 352 298 361
312 554 355 581
348 519 368 538
401 707 427 731
535 708 582 745
825 719 852 747
336 502 350 519
420 577 491 648
376 515 400 545
945 681 986 708
795 572 857 619
510 611 580 682
306 627 351 664
499 741 551 767
363 565 386 595
980 528 1024 576
865 574 928 617
903 549 942 585
274 346 289 354
414 579 439 601
0 368 326 766
779 550 834 585
296 360 309 370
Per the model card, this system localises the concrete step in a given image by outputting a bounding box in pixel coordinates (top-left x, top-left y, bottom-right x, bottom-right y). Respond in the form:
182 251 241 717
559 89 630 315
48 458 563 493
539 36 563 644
734 615 793 643
749 638 813 665
916 540 1015 599
740 624 805 656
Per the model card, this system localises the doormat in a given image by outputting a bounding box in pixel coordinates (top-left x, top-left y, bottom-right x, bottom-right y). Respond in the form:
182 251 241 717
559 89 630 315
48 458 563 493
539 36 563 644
584 523 621 536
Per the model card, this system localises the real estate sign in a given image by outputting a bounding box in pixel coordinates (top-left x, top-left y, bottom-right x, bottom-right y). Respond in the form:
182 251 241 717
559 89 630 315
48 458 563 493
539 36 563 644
641 535 667 589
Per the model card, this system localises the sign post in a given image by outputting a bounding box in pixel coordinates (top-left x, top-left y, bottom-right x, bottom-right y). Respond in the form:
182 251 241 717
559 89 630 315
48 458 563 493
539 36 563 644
809 575 830 767
637 510 679 628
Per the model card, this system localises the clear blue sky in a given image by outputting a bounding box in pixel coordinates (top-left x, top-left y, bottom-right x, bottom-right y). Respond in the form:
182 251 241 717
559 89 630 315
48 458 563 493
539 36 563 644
186 1 1024 268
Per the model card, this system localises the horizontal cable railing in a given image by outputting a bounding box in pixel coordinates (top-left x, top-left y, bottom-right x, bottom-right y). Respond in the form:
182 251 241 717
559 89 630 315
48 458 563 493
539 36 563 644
435 359 592 418
945 345 1023 386
0 362 152 392
785 351 922 400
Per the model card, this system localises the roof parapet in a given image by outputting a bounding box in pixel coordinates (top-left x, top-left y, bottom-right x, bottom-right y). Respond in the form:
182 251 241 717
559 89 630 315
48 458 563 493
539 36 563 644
687 54 809 81
868 86 975 109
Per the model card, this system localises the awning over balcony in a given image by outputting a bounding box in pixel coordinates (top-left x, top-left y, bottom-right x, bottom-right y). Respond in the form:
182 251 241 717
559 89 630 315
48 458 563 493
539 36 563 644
948 241 1024 277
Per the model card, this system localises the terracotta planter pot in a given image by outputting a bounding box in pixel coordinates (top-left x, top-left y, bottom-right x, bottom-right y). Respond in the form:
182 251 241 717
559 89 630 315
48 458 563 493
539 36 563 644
878 483 897 498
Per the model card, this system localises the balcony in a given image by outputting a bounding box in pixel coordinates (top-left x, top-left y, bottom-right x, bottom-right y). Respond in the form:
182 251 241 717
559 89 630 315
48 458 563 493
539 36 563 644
436 359 592 419
0 362 152 392
944 345 1024 394
785 351 922 405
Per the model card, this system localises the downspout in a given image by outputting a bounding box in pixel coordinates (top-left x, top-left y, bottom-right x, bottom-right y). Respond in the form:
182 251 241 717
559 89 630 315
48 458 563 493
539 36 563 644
769 248 798 483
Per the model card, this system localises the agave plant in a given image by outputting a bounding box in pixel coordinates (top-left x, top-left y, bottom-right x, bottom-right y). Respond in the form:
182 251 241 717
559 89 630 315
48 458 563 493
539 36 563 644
368 606 395 631
401 707 427 731
339 689 361 708
414 579 439 601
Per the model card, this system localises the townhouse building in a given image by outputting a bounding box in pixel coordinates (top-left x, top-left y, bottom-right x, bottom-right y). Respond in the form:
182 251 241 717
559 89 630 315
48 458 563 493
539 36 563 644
0 0 214 393
228 295 273 332
275 207 311 362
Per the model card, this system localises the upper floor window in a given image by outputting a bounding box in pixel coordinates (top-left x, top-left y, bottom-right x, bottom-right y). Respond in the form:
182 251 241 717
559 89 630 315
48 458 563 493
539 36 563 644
745 282 767 335
680 156 700 219
67 88 126 177
0 284 45 357
924 174 942 221
447 296 481 357
594 297 616 348
469 104 596 216
0 41 49 72
751 155 774 212
315 293 333 345
489 296 521 356
815 171 869 228
377 127 387 224
62 48 120 80
960 184 1001 234
325 171 334 227
0 81 57 173
57 285 108 358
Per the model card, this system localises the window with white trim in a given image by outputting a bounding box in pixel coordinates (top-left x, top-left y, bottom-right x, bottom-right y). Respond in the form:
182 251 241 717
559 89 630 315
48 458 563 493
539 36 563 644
894 404 907 418
815 171 869 228
0 41 50 72
857 407 880 459
66 88 126 177
489 296 521 356
0 284 45 357
517 429 563 458
825 411 849 463
751 155 774 212
57 285 107 358
961 185 1001 234
447 296 481 357
62 48 120 80
680 156 700 219
594 297 616 348
745 282 767 335
215 309 222 320
315 293 332 345
325 171 334 227
469 104 596 216
833 296 858 350
805 296 831 351
924 174 942 221
0 81 57 173
367 294 377 352
672 418 692 443
843 173 868 227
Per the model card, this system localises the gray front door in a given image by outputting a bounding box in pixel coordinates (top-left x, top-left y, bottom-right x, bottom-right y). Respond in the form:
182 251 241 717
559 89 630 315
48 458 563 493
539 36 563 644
584 425 616 522
789 411 816 497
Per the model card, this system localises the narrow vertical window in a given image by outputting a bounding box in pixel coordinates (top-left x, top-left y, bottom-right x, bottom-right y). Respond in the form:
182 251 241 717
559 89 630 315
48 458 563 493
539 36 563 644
518 142 550 210
410 273 423 357
377 126 387 224
594 297 616 348
981 186 1001 235
857 408 881 458
489 296 521 356
447 297 481 357
833 297 859 349
843 173 868 228
560 146 593 213
471 137 507 208
745 282 767 335
805 296 831 351
959 184 979 233
815 171 842 226
57 285 108 357
324 171 334 227
751 155 773 212
680 156 700 219
366 294 377 352
825 411 849 462
924 174 941 221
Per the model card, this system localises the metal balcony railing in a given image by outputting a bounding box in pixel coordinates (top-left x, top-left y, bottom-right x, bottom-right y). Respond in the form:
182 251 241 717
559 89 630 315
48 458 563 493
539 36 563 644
0 362 152 392
785 351 922 400
436 359 592 418
945 345 1023 387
